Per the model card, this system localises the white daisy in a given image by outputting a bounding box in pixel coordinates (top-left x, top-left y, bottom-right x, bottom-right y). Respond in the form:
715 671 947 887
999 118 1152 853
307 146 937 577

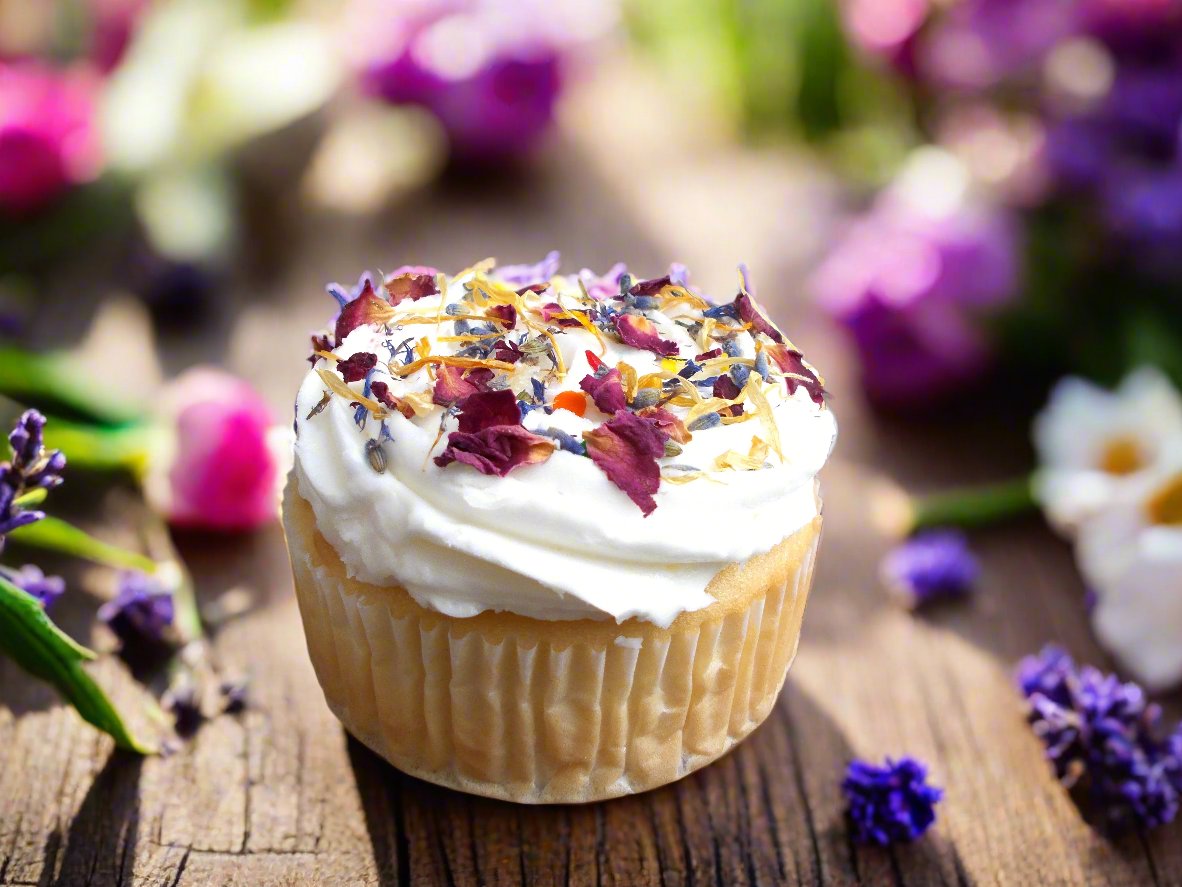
1032 367 1182 536
1076 459 1182 691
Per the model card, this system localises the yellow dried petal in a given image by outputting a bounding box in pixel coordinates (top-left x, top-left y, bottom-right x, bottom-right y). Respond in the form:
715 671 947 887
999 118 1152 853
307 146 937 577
316 368 387 415
744 375 783 464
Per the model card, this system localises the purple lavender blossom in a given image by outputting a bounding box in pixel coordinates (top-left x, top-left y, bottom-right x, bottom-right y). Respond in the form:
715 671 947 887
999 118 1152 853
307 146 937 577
1017 645 1182 832
99 571 175 650
498 250 561 287
163 681 203 737
881 530 980 606
843 757 943 845
2 564 65 608
0 410 64 544
813 182 1019 408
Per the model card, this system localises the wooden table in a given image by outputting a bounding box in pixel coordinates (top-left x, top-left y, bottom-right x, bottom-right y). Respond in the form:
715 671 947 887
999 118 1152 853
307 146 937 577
3 60 1181 886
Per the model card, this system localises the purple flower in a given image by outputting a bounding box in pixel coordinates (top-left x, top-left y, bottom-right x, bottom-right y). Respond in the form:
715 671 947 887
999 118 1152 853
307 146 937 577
357 2 569 164
497 250 562 287
1017 645 1182 832
0 62 101 216
2 564 65 608
162 680 203 737
812 164 1019 408
881 530 980 606
843 757 943 845
99 571 175 649
0 410 65 545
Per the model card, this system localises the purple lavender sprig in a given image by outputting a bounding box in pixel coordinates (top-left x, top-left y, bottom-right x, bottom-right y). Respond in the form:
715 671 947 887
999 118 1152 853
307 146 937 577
1017 645 1182 832
881 530 980 607
0 409 65 542
843 757 943 845
98 571 176 651
1 564 65 608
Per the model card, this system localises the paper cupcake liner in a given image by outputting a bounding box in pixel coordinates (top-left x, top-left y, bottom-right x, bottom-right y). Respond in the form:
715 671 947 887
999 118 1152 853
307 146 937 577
284 484 821 804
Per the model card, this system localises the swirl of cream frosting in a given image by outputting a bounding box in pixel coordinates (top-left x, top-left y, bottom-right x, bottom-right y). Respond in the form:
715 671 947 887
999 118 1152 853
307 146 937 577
292 259 836 627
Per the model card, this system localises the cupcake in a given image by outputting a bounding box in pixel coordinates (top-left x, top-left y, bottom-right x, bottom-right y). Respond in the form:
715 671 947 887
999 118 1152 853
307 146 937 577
284 253 836 803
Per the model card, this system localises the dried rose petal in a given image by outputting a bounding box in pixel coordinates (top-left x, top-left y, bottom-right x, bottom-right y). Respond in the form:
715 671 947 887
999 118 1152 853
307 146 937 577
539 302 564 323
337 351 378 382
308 333 332 365
629 275 672 297
335 281 390 344
696 347 722 361
580 369 627 414
712 375 741 400
384 271 438 305
433 365 494 405
488 305 517 329
516 282 550 296
614 314 679 357
370 381 416 419
456 389 521 432
434 426 554 477
492 339 524 364
637 406 691 444
583 411 667 516
735 292 784 343
766 343 825 405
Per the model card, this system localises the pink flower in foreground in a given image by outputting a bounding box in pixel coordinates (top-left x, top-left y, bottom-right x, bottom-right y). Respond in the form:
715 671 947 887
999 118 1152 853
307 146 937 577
0 63 101 216
148 368 279 532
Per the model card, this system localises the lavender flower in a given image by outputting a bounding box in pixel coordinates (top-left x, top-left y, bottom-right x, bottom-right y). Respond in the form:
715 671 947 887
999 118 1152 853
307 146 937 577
1 564 65 608
99 571 175 650
162 681 203 737
1017 645 1182 831
843 757 943 845
881 530 980 606
0 409 65 543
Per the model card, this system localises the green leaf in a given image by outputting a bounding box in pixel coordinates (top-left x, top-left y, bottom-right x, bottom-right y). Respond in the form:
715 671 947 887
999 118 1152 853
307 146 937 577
0 348 144 427
0 577 154 753
909 476 1039 534
41 417 152 476
9 517 158 574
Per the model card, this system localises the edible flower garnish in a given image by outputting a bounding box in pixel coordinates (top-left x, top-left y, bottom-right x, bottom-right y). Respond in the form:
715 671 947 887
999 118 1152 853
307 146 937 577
880 530 979 608
580 369 628 415
613 314 679 357
309 256 830 514
583 411 667 516
434 390 555 477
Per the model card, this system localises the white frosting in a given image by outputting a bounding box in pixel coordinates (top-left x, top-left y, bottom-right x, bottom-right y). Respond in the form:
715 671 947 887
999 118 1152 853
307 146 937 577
292 268 837 627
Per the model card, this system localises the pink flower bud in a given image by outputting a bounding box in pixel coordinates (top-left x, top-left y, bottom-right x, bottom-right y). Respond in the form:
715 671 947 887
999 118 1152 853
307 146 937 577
0 63 101 216
148 368 280 532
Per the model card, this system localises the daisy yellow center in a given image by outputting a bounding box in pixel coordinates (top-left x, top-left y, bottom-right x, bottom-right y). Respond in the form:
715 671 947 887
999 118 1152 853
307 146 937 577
1145 474 1182 526
1099 436 1145 476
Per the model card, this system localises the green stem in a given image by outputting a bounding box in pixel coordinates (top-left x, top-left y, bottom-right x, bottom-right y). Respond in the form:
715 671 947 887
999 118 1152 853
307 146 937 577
14 489 48 509
910 476 1038 534
42 418 153 476
0 348 143 428
8 517 159 574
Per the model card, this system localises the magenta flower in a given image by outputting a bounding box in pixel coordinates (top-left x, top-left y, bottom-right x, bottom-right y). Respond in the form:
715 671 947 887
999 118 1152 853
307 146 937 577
0 63 101 216
147 368 279 532
813 154 1019 408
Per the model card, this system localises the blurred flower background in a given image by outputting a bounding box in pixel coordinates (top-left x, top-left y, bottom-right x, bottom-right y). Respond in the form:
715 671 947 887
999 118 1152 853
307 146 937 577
2 0 1182 831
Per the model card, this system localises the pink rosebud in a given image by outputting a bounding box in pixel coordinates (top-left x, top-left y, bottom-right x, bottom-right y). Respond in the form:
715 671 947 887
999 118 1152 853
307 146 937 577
0 63 101 216
147 368 280 532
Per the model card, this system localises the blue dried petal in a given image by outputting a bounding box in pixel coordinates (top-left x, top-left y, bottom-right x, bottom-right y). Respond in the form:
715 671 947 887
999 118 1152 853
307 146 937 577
531 378 546 403
535 427 586 455
705 303 740 321
678 360 702 379
755 350 770 381
722 338 742 357
633 296 661 311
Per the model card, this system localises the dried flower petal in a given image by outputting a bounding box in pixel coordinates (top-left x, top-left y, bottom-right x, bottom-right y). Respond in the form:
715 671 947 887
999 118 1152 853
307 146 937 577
492 339 524 363
614 314 679 357
488 304 517 329
735 291 784 343
583 411 668 516
637 406 692 444
766 343 826 405
580 369 628 415
435 425 555 476
337 351 378 382
498 251 561 287
628 275 672 297
432 365 494 405
4 564 64 608
308 333 332 365
384 271 439 305
456 389 522 432
335 280 391 344
369 381 415 419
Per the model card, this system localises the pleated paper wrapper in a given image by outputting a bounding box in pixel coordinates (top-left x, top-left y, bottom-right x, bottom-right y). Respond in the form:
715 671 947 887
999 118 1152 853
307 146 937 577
284 483 822 803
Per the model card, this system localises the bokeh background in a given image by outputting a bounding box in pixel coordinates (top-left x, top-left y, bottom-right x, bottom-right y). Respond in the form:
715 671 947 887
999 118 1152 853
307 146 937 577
5 1 1182 878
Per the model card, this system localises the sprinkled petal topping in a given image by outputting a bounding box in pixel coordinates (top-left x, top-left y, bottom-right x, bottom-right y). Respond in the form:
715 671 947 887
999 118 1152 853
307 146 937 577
435 426 555 477
384 271 439 305
334 280 391 345
735 291 784 344
336 351 378 383
583 411 667 516
613 314 679 357
580 369 628 415
497 250 561 286
843 757 943 845
433 366 494 406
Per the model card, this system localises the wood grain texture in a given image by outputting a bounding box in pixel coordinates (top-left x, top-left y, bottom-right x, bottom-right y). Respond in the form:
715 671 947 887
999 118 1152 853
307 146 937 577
4 53 1182 886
